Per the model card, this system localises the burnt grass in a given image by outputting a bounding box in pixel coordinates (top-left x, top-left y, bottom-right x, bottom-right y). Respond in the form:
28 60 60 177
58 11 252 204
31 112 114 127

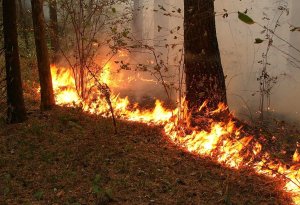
0 105 295 205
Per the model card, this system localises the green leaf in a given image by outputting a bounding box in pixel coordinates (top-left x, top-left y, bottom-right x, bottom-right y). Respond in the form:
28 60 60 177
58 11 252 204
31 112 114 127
238 11 255 25
254 38 264 44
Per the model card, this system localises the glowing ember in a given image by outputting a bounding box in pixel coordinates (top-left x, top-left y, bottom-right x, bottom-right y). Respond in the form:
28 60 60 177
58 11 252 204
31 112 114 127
50 64 300 204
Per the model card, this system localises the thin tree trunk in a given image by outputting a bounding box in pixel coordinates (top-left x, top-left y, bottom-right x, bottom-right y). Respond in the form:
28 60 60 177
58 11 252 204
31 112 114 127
31 0 55 110
49 0 60 63
133 0 143 40
17 0 30 50
184 0 227 113
3 0 27 123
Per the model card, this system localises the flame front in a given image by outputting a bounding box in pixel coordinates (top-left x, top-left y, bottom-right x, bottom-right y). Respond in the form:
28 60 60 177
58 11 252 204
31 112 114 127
50 64 300 204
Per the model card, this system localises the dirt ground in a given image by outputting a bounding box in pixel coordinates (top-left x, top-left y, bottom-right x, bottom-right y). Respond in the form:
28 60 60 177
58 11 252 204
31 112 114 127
0 105 293 205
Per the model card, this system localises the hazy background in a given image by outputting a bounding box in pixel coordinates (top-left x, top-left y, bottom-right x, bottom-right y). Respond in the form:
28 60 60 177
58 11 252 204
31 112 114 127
215 0 300 122
22 0 300 122
137 0 300 122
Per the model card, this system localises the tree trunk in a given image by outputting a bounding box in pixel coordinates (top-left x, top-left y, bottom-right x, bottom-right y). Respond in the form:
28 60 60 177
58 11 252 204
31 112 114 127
49 0 60 63
17 0 30 50
290 0 300 58
184 0 227 113
133 0 143 40
31 0 55 110
3 0 27 123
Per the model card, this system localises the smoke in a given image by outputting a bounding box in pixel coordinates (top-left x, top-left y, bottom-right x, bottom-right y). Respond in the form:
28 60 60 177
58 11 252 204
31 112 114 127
215 0 300 122
129 0 300 121
107 0 183 107
102 0 300 121
32 0 299 121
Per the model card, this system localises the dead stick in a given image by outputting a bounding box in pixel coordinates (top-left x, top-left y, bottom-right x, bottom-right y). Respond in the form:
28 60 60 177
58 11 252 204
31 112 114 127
104 88 118 134
86 67 118 134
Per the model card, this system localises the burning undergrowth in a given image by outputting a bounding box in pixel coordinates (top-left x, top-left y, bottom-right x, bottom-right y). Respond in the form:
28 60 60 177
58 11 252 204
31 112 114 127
49 62 300 204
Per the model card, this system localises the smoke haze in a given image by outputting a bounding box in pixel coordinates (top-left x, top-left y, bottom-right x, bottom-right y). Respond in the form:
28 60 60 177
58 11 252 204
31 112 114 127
132 0 300 122
24 0 300 121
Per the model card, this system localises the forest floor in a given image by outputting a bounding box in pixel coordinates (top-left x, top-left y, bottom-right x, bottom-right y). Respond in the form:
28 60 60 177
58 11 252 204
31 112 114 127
0 99 297 205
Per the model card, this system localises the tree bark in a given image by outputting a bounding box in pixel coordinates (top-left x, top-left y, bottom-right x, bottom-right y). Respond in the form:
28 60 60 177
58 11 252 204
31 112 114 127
184 0 227 112
49 0 60 63
3 0 27 123
17 0 30 50
31 0 55 110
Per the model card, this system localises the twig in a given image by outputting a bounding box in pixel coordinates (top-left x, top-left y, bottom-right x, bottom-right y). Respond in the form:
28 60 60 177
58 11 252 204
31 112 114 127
85 66 118 134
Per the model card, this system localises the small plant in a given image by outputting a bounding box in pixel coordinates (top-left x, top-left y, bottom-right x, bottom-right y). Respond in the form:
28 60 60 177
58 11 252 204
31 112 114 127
3 173 12 196
256 4 289 121
26 123 44 136
41 151 56 164
92 174 102 194
33 189 44 200
92 174 113 204
236 3 298 122
59 0 131 99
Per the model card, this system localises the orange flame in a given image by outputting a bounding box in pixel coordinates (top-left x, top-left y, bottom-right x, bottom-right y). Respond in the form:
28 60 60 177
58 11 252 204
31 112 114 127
293 149 300 163
50 64 300 204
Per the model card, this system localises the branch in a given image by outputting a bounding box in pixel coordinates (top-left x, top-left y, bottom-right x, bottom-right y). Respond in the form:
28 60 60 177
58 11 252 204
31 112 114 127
85 66 118 134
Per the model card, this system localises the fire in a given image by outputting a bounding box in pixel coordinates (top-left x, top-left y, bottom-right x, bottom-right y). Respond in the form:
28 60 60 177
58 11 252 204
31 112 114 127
294 149 300 163
50 64 300 204
51 66 80 104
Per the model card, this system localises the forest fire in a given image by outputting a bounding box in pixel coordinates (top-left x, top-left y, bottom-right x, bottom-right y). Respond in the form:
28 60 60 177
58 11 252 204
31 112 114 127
50 64 300 204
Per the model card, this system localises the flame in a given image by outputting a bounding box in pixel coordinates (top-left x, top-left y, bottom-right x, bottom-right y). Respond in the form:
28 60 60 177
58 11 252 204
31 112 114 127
51 66 80 104
293 149 300 163
100 63 112 86
49 64 300 204
211 102 228 114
